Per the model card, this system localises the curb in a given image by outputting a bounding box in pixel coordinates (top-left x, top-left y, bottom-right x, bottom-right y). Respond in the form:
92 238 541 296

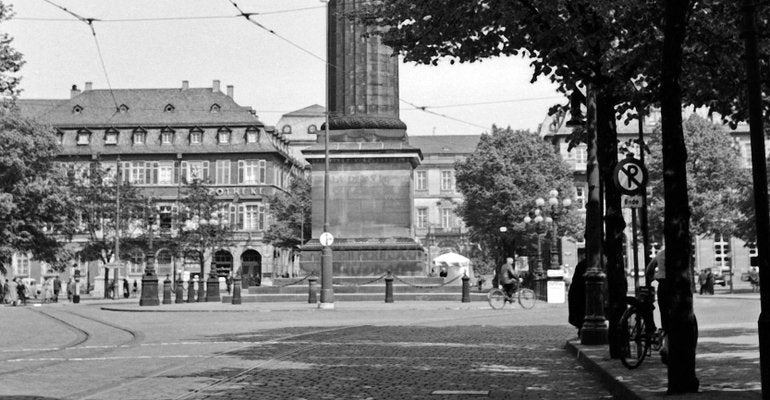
564 340 643 400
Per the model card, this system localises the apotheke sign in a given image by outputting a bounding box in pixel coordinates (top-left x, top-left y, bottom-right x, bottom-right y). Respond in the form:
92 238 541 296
210 187 263 198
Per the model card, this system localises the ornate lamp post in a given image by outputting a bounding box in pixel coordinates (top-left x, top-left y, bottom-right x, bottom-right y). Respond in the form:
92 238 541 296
140 201 160 306
523 190 572 300
545 190 572 270
201 211 229 302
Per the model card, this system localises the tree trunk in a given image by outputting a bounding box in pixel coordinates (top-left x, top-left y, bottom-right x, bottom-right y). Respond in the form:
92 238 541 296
596 91 628 358
661 0 699 393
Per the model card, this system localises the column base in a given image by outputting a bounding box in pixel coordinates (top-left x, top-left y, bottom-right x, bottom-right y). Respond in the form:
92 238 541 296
139 276 160 306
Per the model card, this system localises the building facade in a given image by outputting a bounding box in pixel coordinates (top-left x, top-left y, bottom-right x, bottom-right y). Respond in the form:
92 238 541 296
14 81 304 294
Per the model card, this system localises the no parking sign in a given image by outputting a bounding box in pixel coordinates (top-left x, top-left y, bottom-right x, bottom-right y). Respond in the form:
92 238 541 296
613 157 648 195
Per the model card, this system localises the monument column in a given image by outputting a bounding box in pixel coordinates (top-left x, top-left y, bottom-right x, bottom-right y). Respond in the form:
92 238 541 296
301 0 424 277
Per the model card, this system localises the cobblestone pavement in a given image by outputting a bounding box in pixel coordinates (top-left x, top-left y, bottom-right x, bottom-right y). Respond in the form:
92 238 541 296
0 301 613 400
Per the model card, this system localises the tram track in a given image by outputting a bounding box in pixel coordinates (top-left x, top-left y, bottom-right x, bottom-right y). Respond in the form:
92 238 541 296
0 307 143 378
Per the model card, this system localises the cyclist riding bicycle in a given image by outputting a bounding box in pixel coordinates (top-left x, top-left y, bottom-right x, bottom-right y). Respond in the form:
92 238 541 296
499 257 520 300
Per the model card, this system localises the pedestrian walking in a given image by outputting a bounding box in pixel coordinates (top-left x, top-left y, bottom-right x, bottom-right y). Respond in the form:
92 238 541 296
17 279 27 305
8 278 18 305
123 278 130 298
226 274 232 295
705 268 715 295
67 279 75 302
27 280 38 300
53 276 61 303
568 259 589 335
698 269 707 295
42 278 52 304
2 279 10 304
132 280 138 297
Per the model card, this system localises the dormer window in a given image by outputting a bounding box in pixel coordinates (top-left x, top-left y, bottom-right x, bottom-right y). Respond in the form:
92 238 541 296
161 128 174 145
76 129 90 145
55 130 64 145
118 104 129 113
218 127 231 144
133 128 146 145
105 128 119 145
246 127 259 143
164 104 175 112
190 127 203 144
210 104 221 113
307 124 318 134
281 124 292 134
73 105 83 114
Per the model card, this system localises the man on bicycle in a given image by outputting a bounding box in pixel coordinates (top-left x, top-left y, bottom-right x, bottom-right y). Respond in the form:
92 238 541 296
499 257 520 300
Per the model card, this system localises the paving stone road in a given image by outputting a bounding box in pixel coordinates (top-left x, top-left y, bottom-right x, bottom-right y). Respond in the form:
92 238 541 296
0 301 612 400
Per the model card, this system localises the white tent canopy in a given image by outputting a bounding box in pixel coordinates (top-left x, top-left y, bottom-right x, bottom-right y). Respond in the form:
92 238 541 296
432 252 473 283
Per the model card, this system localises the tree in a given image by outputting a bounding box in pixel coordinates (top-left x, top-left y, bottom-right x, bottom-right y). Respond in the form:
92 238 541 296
263 175 311 249
0 2 24 97
74 163 147 266
454 126 580 287
0 103 78 274
178 178 233 278
646 114 751 242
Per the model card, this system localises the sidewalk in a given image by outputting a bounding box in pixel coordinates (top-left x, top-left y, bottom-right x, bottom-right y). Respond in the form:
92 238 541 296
568 291 762 399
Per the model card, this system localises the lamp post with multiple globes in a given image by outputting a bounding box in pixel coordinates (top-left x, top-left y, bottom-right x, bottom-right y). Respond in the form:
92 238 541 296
523 189 572 299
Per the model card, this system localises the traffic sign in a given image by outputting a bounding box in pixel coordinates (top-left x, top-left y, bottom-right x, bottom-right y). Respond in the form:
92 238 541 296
622 195 643 209
613 158 648 195
320 232 334 247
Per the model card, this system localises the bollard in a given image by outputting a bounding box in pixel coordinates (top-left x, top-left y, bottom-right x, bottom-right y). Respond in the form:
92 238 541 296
197 275 206 302
175 278 185 304
308 275 318 303
187 277 196 303
461 274 471 303
232 276 242 305
162 276 172 304
206 273 221 302
385 272 394 303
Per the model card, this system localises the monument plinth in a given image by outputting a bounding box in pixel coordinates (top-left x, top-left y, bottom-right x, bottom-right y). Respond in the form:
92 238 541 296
300 0 424 276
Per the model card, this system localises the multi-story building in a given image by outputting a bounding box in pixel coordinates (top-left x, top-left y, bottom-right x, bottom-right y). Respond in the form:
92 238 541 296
539 107 764 279
14 80 304 293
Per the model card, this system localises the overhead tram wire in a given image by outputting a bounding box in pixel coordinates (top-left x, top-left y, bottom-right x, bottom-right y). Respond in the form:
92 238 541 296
400 99 489 130
15 6 325 23
41 0 119 113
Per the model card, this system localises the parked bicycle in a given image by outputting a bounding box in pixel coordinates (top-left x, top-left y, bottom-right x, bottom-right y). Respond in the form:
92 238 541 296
619 285 667 369
487 286 536 309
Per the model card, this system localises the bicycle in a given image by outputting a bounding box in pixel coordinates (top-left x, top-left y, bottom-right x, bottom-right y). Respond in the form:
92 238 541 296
619 285 667 369
487 286 536 309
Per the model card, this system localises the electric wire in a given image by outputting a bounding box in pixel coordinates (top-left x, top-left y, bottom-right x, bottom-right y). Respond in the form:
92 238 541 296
14 6 324 22
399 99 489 130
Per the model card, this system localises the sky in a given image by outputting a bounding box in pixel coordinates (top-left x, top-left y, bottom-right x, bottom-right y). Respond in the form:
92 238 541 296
4 0 565 136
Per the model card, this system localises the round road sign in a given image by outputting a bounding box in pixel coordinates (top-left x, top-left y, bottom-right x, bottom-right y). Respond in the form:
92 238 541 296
320 232 334 247
613 158 648 195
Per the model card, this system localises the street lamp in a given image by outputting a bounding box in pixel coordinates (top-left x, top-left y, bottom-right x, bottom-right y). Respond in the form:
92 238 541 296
523 189 572 300
140 200 160 306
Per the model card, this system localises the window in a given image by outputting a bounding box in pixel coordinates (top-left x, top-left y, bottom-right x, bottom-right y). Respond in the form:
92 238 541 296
246 128 259 143
158 162 174 185
190 128 203 144
239 160 260 184
215 160 231 185
281 125 292 134
714 234 731 273
72 105 83 114
164 104 175 113
133 129 146 145
218 128 231 144
77 130 90 145
210 104 221 113
56 131 64 144
307 124 317 134
415 171 427 191
242 204 266 231
128 250 144 274
274 167 285 187
145 161 159 184
416 208 428 229
181 161 209 183
440 171 454 191
161 129 174 144
122 161 145 184
440 208 453 229
156 249 173 277
259 160 267 183
15 253 31 276
157 204 175 230
573 145 588 164
575 185 586 210
118 104 129 113
105 129 118 145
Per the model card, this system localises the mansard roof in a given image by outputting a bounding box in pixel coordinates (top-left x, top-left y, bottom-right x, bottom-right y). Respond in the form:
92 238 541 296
17 87 263 128
408 135 481 155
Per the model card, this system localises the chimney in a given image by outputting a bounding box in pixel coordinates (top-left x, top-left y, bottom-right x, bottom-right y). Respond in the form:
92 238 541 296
182 80 189 90
84 81 93 91
212 80 220 92
226 85 234 98
70 84 80 98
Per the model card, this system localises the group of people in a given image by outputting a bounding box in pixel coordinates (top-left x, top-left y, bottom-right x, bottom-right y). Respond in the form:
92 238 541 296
1 276 65 305
697 268 717 295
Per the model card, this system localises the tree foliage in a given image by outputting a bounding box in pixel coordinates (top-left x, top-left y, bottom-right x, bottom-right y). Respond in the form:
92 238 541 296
0 2 24 98
646 114 751 241
177 178 233 275
0 103 78 273
454 126 581 271
263 174 311 249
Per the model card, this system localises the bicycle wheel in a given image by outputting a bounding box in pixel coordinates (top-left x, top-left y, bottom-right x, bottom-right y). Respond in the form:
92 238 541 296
517 288 536 309
620 306 650 369
487 289 507 309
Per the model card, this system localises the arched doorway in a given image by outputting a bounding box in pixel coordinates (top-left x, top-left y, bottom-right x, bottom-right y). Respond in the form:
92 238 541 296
156 249 173 278
213 250 233 278
241 250 262 288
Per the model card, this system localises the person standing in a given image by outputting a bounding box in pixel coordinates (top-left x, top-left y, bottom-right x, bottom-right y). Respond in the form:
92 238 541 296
645 248 669 362
17 279 27 305
568 259 589 334
132 280 138 297
53 276 62 303
8 278 18 305
705 268 715 295
122 278 130 298
226 274 232 295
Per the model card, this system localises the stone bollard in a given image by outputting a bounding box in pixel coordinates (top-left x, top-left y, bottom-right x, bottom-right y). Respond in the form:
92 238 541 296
197 275 206 302
162 276 172 304
187 277 196 303
232 276 242 305
175 279 185 304
385 272 394 303
308 275 318 304
461 274 471 303
206 273 221 302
